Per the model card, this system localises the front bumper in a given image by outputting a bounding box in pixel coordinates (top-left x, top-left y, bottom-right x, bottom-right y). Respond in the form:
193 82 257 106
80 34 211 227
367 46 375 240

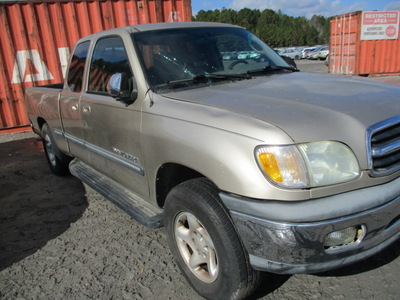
220 177 400 274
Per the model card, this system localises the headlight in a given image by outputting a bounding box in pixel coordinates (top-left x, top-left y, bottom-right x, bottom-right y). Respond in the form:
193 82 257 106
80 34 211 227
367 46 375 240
255 141 360 188
298 141 360 187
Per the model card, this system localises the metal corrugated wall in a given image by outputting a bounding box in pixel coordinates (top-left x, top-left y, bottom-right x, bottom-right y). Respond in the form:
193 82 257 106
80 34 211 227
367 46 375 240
329 11 360 76
330 10 400 76
0 0 192 133
359 37 400 75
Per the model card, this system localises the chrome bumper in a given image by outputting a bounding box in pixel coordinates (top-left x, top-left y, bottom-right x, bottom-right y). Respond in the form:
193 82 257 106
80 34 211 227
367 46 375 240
220 177 400 274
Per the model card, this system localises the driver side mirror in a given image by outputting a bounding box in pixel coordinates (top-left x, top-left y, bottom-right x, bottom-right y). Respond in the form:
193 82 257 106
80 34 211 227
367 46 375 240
107 73 138 105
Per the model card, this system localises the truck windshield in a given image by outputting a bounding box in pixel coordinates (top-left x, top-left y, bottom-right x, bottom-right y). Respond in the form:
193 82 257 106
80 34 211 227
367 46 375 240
132 27 292 91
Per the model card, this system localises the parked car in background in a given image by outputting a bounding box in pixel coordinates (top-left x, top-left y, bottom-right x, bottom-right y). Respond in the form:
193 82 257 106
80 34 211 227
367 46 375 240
301 46 318 59
308 46 330 60
222 52 237 60
249 51 261 60
237 51 250 59
317 46 329 60
308 46 323 59
308 51 320 59
279 48 302 60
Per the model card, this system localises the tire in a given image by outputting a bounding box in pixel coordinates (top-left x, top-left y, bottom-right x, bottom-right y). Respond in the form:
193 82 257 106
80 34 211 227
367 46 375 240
164 178 261 300
41 123 71 176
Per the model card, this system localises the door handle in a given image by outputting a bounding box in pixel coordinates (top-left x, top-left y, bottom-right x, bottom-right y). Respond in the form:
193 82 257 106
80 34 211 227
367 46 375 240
82 105 91 114
71 104 78 111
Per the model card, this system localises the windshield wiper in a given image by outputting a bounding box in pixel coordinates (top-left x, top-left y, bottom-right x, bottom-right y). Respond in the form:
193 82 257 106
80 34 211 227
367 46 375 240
167 73 251 85
247 65 299 75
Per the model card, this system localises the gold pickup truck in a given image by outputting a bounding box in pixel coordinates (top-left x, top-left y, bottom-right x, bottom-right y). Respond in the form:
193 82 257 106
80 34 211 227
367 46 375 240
26 22 400 300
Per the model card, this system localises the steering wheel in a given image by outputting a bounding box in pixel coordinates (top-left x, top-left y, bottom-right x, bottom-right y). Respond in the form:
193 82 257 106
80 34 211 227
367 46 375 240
228 60 249 70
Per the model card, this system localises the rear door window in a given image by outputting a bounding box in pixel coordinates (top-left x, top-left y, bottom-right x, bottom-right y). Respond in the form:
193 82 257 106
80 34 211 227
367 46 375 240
67 41 90 93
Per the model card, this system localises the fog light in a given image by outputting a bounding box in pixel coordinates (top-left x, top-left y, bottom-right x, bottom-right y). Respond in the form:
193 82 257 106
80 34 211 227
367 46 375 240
324 225 366 251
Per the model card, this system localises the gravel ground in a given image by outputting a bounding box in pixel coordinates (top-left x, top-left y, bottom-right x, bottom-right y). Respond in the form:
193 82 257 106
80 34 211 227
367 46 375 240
1 61 399 299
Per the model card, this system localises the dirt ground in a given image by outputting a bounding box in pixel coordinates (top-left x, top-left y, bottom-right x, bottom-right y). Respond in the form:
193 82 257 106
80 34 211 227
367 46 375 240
1 61 400 299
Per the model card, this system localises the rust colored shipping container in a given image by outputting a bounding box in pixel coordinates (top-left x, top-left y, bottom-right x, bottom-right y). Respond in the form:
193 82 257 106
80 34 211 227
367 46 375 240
329 10 400 77
0 0 192 133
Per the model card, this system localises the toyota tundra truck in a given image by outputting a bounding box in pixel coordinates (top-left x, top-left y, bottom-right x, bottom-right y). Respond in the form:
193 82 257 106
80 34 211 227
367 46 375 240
26 22 400 300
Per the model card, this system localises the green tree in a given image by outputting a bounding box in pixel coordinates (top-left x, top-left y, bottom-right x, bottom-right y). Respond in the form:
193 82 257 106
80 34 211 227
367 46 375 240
219 8 238 24
193 8 330 47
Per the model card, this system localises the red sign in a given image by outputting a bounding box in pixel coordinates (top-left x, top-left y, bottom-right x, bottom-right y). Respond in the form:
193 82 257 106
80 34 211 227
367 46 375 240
363 12 399 25
361 11 399 40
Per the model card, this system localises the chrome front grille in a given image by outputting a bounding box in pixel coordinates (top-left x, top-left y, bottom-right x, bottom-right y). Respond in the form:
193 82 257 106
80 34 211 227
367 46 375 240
368 116 400 176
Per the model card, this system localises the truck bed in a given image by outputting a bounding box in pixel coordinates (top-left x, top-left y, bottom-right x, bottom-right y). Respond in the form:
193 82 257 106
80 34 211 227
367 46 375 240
25 84 63 134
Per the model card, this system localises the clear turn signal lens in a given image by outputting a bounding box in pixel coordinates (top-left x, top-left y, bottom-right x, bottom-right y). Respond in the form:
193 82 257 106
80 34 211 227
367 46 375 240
256 145 309 188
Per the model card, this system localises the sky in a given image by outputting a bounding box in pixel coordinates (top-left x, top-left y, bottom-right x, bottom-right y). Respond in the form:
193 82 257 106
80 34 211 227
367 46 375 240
191 0 400 18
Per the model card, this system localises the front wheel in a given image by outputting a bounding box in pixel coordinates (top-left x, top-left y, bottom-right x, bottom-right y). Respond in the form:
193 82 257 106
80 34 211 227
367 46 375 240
164 178 260 300
41 123 71 176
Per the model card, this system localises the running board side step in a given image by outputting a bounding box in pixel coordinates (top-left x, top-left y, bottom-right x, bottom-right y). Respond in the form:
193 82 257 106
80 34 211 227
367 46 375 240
69 159 163 228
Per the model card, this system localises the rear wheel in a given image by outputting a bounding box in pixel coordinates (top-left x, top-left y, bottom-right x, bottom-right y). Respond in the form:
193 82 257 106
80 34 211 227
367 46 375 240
164 178 261 300
41 123 71 176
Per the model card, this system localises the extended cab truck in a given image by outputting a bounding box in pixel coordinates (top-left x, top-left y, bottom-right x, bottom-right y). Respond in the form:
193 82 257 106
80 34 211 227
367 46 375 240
26 22 400 300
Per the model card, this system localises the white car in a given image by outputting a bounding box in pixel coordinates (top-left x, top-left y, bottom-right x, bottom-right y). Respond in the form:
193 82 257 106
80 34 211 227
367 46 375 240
317 47 329 60
237 51 250 59
280 48 302 60
302 46 319 59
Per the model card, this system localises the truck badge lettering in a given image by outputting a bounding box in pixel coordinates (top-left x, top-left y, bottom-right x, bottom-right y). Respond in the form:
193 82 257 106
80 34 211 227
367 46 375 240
112 147 139 163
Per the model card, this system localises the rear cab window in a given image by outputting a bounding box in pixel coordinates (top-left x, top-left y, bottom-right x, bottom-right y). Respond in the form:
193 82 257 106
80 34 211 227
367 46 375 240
67 41 90 93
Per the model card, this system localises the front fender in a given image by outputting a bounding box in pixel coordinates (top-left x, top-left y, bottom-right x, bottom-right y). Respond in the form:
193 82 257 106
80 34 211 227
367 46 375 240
141 94 309 202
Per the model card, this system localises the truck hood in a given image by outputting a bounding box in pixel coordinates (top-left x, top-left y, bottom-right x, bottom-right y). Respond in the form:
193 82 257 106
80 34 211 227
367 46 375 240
162 72 400 166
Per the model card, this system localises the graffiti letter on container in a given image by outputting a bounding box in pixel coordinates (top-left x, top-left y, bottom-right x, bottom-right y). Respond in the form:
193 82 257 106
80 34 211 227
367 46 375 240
11 47 70 84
